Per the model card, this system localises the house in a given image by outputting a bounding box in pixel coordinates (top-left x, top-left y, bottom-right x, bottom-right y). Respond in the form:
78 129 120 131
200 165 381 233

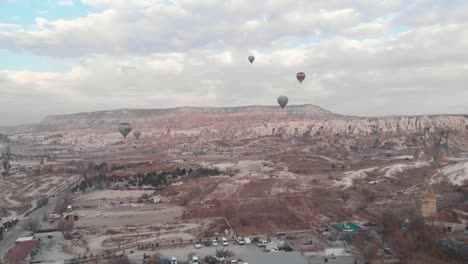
328 222 364 242
3 239 40 264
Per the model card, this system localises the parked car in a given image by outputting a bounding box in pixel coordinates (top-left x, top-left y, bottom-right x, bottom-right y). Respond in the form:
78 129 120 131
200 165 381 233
214 256 225 262
204 256 216 264
244 237 252 244
96 212 102 216
170 257 177 264
221 237 229 246
235 236 245 245
212 239 218 246
80 212 87 217
192 256 201 264
194 241 202 249
257 239 267 247
204 240 211 246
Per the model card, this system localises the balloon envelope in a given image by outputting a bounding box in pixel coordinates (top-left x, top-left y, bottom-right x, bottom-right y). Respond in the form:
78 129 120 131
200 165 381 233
277 96 288 109
118 122 132 138
296 72 306 83
248 55 255 63
133 131 142 139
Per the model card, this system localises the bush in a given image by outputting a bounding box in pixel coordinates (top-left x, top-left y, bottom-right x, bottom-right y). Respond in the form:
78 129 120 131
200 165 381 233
37 197 49 208
215 248 234 258
22 217 41 233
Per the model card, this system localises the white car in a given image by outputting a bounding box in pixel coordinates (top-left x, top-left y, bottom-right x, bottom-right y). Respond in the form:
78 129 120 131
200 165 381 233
221 237 228 246
212 239 218 246
214 256 225 262
192 256 200 264
80 212 87 216
96 212 102 216
171 257 177 264
257 239 267 247
194 241 202 249
235 236 245 245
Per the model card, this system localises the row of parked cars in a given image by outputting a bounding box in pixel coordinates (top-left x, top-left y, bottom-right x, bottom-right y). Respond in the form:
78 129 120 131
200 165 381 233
204 255 248 264
194 237 229 248
194 236 269 249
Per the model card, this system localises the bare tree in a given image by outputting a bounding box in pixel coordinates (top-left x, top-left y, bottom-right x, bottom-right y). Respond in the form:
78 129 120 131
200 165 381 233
54 192 71 214
37 197 49 208
146 254 162 264
22 217 41 233
58 219 74 238
353 234 378 264
339 191 350 205
378 210 400 244
216 248 235 258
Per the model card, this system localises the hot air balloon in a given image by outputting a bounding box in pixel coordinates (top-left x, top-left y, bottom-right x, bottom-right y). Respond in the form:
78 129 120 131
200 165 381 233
296 72 306 83
277 96 288 109
118 122 132 139
248 55 255 63
133 131 142 140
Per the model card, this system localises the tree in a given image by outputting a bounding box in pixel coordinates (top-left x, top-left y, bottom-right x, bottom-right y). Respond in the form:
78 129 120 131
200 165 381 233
22 217 41 233
215 248 234 258
146 254 162 264
58 219 74 238
37 197 49 208
353 234 378 263
378 210 400 244
339 191 350 205
54 192 71 214
42 213 48 222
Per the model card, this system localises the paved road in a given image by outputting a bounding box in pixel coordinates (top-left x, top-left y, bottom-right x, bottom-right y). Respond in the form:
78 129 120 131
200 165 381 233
0 196 59 256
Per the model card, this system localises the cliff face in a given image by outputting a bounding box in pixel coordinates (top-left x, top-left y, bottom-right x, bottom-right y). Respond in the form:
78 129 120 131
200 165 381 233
34 105 468 151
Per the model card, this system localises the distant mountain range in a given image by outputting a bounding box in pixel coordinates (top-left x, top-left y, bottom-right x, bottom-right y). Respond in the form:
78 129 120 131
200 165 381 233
7 105 468 151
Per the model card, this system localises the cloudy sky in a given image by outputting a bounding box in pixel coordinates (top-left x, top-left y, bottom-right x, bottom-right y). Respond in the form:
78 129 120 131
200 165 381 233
0 0 467 125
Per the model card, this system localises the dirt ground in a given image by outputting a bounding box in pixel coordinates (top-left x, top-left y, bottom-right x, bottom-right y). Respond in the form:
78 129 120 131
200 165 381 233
0 172 80 217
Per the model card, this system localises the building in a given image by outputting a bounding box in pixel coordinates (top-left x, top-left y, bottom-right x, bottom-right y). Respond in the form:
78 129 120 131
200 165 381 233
420 185 437 218
328 222 364 242
3 239 39 264
428 221 466 233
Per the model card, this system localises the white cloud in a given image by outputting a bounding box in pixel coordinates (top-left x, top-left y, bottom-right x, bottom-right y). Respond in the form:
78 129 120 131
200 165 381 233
0 0 467 124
